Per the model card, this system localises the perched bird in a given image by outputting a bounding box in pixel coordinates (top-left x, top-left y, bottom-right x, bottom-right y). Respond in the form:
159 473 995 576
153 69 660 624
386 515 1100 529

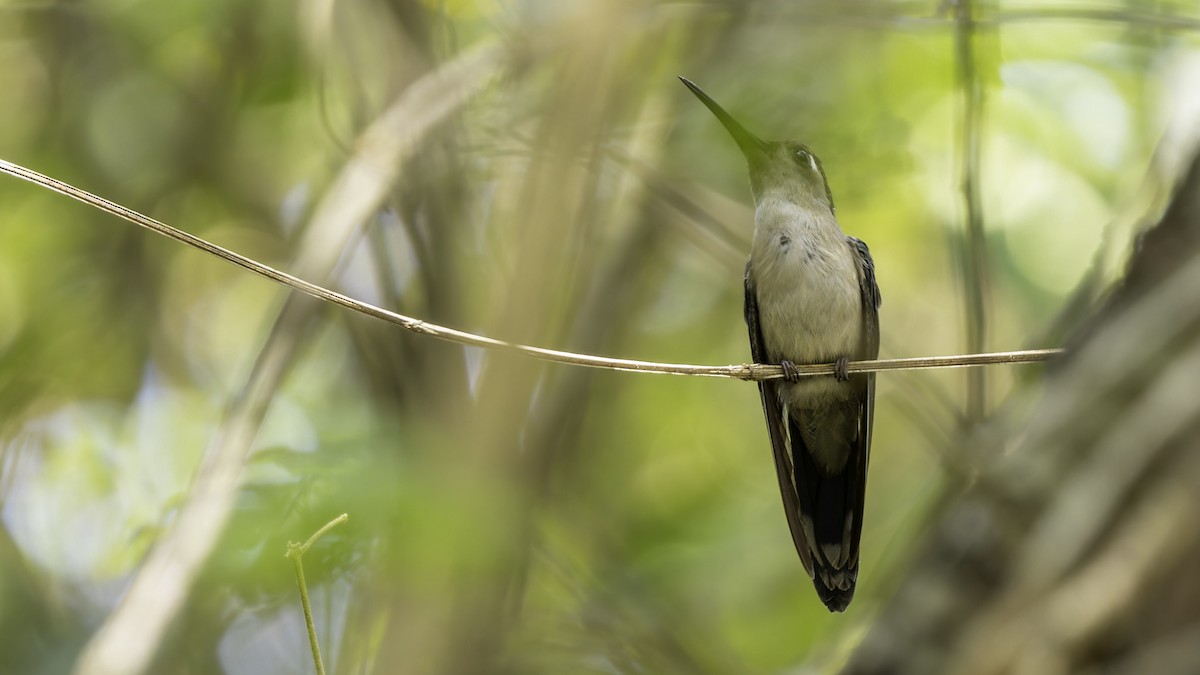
680 77 881 612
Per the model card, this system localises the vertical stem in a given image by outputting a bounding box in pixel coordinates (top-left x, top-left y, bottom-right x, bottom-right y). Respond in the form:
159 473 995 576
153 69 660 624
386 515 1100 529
954 0 990 423
286 514 348 675
291 552 326 675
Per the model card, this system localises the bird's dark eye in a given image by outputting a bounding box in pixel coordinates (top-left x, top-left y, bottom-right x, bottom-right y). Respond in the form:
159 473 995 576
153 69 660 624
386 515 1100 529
795 148 817 172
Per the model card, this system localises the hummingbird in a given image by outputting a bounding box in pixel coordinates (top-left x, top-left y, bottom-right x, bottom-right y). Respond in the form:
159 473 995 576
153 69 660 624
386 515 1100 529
680 77 881 612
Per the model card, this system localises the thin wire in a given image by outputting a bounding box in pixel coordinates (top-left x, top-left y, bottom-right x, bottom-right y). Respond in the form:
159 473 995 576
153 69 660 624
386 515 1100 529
0 158 1064 380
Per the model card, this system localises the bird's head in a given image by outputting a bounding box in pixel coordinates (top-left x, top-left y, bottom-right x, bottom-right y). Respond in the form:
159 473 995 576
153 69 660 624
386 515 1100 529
679 77 834 214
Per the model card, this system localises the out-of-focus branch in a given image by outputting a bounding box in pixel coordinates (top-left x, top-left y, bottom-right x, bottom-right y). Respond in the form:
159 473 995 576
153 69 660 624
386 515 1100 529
952 0 991 423
844 150 1200 675
70 40 502 675
986 8 1200 30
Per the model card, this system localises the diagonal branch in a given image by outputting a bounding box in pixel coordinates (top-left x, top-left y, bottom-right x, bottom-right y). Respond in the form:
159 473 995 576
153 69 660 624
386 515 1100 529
0 158 1062 380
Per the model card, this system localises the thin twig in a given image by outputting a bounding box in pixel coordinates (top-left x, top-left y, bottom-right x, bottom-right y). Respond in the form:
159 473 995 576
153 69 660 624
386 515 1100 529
293 513 351 557
0 158 1064 379
986 8 1200 31
286 514 349 675
716 7 1200 32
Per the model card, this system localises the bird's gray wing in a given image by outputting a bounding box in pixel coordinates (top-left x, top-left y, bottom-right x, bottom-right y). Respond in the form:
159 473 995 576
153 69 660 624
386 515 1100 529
850 235 881 358
744 262 816 577
845 235 881 573
849 234 880 447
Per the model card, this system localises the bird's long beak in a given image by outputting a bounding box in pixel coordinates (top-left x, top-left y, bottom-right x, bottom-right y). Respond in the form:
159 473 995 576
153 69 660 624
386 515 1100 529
679 76 770 160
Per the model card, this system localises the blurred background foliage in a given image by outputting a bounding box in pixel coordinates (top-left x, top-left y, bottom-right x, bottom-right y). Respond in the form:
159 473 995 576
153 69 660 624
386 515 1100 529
1 0 1199 673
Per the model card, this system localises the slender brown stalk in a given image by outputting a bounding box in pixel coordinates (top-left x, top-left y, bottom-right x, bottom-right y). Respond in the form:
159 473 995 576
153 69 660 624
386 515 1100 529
0 158 1062 381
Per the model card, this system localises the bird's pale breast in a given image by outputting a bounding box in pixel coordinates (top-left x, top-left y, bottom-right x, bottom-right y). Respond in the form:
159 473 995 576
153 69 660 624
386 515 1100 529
752 200 862 402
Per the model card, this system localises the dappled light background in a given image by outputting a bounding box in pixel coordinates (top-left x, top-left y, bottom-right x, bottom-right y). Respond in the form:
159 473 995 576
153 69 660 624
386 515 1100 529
1 1 1198 673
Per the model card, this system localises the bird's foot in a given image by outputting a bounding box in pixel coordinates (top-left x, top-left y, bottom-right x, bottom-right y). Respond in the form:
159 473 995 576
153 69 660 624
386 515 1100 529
834 356 850 382
781 360 802 383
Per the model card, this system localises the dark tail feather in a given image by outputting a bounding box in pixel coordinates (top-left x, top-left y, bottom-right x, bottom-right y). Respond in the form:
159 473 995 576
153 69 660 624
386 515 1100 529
814 571 856 612
790 408 866 613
